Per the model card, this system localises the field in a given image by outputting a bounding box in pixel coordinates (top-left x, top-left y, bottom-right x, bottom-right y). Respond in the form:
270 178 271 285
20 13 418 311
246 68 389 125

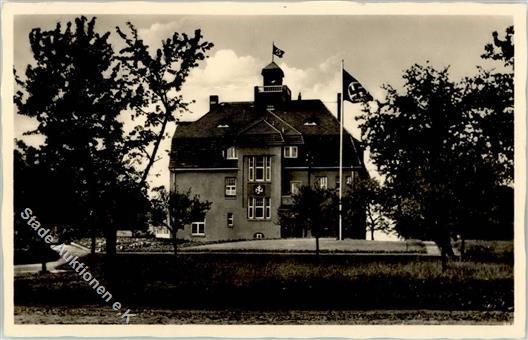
14 247 513 324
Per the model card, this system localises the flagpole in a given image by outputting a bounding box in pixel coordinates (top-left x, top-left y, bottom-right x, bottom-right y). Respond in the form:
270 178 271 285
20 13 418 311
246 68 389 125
339 59 344 241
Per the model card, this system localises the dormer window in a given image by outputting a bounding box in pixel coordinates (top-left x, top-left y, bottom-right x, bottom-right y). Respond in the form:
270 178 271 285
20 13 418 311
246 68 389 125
226 146 237 160
284 146 298 159
304 121 317 126
266 104 275 112
217 124 229 128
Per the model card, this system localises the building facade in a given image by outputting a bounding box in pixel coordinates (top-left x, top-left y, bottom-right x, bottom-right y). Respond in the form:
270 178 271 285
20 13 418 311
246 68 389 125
169 61 368 241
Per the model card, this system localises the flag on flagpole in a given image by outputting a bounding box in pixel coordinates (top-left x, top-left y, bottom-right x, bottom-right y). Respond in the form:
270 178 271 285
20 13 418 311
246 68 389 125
273 44 285 58
342 69 372 103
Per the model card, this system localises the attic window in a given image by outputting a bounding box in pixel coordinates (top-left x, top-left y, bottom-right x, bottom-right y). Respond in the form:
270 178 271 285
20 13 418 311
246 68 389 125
217 124 229 128
304 121 317 126
226 146 237 160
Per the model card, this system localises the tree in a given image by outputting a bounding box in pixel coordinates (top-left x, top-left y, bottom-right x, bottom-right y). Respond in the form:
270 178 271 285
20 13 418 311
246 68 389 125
462 26 514 183
482 26 514 67
14 17 140 257
360 63 472 268
15 17 213 258
115 23 214 187
151 187 211 255
279 186 335 256
359 27 515 269
344 178 391 241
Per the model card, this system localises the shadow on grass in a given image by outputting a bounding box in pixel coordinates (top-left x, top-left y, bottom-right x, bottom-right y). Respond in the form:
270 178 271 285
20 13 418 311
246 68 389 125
15 253 513 311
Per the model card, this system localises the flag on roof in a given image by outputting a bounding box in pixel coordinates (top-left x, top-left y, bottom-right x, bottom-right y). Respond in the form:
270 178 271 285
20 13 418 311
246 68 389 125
342 69 372 103
273 44 285 58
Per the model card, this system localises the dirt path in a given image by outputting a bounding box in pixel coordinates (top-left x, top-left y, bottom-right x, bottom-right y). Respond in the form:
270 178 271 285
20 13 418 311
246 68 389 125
14 305 512 325
14 243 90 276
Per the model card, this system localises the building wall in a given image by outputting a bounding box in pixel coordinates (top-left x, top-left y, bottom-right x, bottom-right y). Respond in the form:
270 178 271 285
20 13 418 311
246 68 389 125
170 147 363 241
171 145 282 241
282 168 358 193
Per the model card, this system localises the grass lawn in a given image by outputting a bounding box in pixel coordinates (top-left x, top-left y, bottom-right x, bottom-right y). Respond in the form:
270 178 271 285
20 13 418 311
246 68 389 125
15 253 513 317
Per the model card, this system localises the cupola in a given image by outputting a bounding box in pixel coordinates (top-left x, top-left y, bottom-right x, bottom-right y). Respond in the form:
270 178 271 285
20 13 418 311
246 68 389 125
261 61 284 86
254 61 291 110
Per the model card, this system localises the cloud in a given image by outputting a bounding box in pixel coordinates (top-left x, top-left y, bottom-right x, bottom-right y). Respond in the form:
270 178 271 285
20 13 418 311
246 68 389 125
179 49 262 120
137 21 185 53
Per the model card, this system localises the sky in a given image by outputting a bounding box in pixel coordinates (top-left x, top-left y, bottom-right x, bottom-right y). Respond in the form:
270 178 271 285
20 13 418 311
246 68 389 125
13 14 512 190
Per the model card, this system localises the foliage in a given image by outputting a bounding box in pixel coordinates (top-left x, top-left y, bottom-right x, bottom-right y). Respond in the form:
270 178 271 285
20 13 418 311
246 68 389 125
359 27 514 261
482 26 514 67
151 186 211 254
360 64 462 250
13 17 147 256
115 23 214 185
14 16 213 256
344 178 392 240
278 186 337 254
463 25 514 183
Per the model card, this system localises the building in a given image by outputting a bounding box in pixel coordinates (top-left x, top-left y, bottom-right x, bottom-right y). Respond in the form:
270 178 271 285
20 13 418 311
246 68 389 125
169 61 368 241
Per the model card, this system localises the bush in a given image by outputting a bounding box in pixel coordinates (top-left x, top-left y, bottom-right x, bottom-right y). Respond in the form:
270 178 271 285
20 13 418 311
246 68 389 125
455 240 513 261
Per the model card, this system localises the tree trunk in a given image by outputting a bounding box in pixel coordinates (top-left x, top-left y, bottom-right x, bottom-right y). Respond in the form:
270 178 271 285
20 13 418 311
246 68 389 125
460 233 466 261
436 232 454 272
441 249 448 272
91 227 96 255
172 228 178 256
105 223 117 257
139 112 171 187
370 226 375 241
41 261 47 273
315 235 320 257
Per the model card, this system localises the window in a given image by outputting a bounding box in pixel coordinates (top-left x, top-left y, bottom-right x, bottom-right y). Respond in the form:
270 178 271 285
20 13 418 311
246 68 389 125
225 177 236 197
265 157 272 181
191 221 205 236
248 156 272 182
315 176 328 190
248 157 254 181
248 197 271 220
226 146 237 160
227 213 234 227
290 181 301 195
337 175 352 189
284 146 298 158
255 197 265 219
255 157 264 181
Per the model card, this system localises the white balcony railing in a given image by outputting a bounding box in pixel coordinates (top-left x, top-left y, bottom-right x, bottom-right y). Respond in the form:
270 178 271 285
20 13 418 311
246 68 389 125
257 85 284 93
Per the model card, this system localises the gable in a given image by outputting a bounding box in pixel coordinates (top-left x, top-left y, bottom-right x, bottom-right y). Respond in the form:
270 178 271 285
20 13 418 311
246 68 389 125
236 119 285 145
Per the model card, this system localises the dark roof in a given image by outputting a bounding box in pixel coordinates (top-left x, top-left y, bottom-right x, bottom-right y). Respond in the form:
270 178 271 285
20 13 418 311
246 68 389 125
173 100 346 138
261 61 284 77
170 99 364 170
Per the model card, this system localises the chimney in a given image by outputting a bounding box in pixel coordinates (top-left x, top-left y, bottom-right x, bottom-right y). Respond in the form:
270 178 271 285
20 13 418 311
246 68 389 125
209 95 219 110
298 92 302 100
